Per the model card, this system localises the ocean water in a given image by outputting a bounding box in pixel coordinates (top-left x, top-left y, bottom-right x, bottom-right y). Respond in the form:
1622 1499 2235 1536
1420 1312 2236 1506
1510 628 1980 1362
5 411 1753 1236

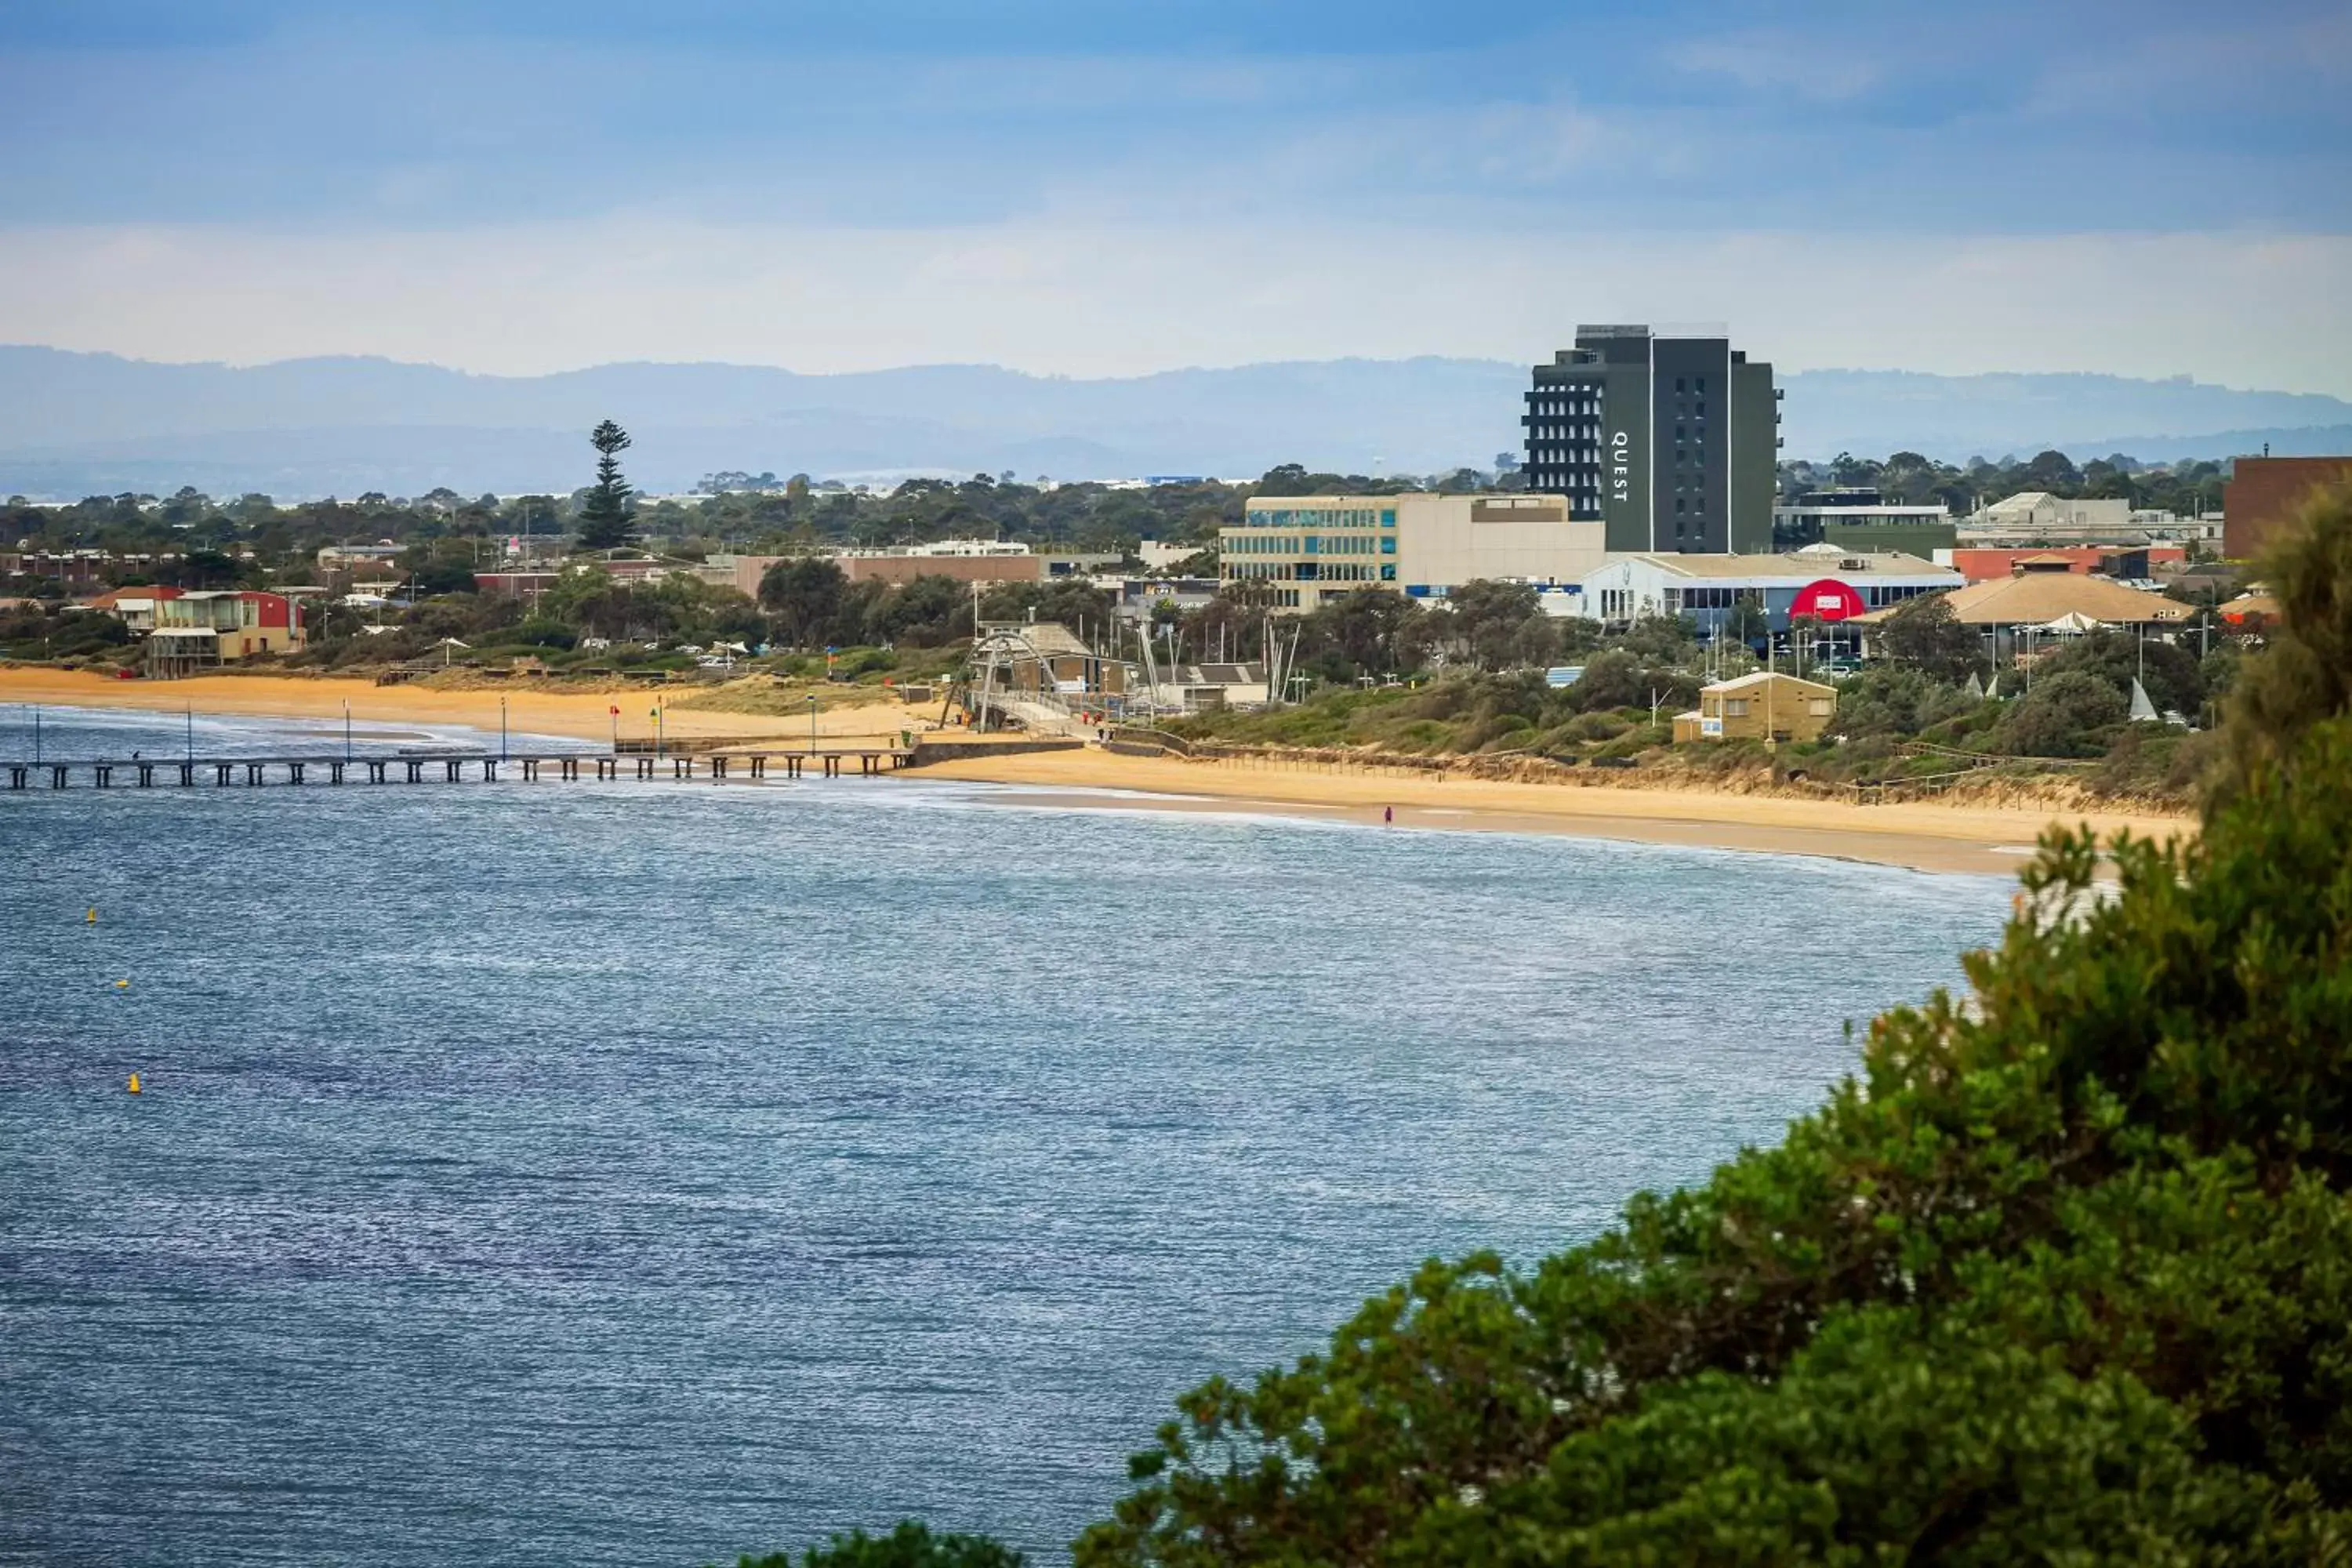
0 706 2013 1565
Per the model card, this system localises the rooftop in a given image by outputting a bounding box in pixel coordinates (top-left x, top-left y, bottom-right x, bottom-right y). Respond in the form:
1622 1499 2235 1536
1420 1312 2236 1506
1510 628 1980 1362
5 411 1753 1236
1859 573 2194 627
1613 551 1953 579
1703 670 1837 695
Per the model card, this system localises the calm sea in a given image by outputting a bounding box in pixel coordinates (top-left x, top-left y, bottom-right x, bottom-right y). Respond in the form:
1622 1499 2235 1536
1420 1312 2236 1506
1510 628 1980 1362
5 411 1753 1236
0 705 2011 1566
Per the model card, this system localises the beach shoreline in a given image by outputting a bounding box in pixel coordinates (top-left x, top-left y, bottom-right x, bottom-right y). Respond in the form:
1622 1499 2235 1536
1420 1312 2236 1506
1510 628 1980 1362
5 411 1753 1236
0 667 2194 876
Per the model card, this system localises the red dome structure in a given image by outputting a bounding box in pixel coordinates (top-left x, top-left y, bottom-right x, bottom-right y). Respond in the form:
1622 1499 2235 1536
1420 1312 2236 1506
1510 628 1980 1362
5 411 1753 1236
1790 578 1867 622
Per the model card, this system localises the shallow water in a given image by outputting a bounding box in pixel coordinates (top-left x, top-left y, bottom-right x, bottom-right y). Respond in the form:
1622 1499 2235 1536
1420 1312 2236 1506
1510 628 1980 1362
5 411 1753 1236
1 705 2010 1565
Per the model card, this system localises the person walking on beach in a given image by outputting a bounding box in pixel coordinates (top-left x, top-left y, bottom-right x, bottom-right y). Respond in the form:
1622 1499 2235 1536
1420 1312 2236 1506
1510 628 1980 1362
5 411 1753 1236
1384 805 1393 825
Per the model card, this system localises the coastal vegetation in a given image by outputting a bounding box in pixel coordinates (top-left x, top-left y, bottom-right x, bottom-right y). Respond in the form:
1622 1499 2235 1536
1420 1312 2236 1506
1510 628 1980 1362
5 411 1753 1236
1157 586 2239 806
716 494 2352 1564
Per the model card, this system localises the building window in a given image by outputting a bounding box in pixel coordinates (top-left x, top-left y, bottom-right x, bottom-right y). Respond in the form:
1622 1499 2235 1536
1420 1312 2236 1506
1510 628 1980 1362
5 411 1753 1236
1380 564 1396 581
1379 536 1395 554
1675 378 1685 393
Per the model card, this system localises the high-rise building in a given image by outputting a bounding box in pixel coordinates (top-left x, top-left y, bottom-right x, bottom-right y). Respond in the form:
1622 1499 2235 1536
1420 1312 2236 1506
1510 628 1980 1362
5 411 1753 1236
1522 325 1780 554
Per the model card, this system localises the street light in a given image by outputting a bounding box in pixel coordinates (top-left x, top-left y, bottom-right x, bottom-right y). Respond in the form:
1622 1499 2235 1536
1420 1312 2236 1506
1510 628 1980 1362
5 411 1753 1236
499 695 508 761
807 692 818 754
343 698 351 762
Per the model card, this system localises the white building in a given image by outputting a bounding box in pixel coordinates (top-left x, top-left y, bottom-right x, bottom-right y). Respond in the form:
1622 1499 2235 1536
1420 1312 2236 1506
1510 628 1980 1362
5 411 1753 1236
1574 546 1962 633
1959 492 2145 545
1220 493 1606 611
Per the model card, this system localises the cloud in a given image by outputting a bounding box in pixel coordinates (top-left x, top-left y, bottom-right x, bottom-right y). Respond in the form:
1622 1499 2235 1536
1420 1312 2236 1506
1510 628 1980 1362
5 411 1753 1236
1667 31 1882 103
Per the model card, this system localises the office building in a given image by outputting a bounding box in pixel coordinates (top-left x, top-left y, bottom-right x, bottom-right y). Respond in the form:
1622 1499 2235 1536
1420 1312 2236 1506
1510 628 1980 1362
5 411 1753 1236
1219 493 1604 611
1522 325 1780 554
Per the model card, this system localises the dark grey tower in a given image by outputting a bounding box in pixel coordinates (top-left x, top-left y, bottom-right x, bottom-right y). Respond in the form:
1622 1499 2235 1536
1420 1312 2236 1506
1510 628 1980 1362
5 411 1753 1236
1523 325 1779 554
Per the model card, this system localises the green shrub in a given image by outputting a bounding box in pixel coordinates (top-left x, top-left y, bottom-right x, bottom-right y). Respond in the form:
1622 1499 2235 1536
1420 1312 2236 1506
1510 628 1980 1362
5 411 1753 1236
1076 705 2352 1563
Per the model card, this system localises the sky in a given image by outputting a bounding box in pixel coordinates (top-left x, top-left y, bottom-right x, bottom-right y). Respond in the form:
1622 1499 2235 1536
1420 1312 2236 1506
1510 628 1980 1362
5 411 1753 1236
1 0 2347 391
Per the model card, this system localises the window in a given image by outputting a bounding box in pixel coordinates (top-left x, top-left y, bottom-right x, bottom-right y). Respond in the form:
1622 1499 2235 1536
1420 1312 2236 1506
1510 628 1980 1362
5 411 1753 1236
1696 376 1707 393
1379 536 1395 554
1675 377 1686 393
1724 699 1750 717
1380 564 1396 581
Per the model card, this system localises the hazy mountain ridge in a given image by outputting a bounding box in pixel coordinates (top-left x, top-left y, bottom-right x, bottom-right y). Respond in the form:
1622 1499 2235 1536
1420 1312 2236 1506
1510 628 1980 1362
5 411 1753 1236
1 347 2344 498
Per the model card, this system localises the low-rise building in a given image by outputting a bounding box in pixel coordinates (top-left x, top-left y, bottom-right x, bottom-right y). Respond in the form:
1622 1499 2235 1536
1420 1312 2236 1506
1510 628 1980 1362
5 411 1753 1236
1096 575 1222 626
146 590 303 677
705 543 1052 598
1773 487 1955 557
1959 492 2138 544
1221 492 1604 611
317 543 406 573
1940 545 2186 584
1577 546 1960 633
1851 568 2194 666
1672 671 1838 744
81 585 184 633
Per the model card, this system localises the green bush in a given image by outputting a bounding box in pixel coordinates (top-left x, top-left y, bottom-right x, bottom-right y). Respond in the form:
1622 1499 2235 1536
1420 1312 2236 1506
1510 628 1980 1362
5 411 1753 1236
1072 706 2352 1562
1995 669 2128 757
713 1521 1025 1568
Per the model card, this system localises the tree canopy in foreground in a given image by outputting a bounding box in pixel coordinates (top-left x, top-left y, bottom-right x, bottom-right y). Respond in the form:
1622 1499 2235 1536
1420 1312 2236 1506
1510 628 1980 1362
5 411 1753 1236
741 486 2352 1564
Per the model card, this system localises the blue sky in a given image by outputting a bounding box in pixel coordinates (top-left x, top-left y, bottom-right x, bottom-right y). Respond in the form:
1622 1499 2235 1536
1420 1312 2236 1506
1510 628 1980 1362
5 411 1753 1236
2 0 2347 389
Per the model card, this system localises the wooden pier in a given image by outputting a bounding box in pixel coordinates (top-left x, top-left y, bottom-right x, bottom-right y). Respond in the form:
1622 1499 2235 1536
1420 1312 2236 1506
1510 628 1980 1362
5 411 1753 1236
2 747 912 790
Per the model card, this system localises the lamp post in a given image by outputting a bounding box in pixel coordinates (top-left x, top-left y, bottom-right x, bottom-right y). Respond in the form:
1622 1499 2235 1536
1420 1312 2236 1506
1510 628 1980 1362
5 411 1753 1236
608 703 619 754
343 699 351 762
807 693 818 754
499 695 508 761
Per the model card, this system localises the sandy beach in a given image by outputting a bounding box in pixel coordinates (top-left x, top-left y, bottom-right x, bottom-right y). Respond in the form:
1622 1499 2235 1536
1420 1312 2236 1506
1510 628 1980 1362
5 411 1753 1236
1 667 2194 875
0 667 932 745
915 748 2190 877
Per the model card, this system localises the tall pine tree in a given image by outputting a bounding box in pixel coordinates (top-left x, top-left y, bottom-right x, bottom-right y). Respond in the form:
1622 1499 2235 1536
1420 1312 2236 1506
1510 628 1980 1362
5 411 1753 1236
574 420 638 551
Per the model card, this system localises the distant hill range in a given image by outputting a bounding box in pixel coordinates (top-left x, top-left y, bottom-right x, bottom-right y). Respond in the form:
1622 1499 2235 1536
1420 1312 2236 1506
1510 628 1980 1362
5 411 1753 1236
1 347 2346 499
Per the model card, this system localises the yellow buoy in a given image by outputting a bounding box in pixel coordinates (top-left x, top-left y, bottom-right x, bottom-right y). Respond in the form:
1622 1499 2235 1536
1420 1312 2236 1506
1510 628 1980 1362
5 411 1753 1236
128 1073 141 1094
114 978 129 988
87 907 97 924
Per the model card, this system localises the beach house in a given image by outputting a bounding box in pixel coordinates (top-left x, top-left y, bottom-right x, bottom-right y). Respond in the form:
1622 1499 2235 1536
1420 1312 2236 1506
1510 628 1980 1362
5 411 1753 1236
1672 671 1838 745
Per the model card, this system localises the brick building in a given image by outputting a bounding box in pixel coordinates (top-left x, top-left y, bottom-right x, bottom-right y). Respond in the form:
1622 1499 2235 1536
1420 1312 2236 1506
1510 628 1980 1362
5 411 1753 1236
2223 457 2352 558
